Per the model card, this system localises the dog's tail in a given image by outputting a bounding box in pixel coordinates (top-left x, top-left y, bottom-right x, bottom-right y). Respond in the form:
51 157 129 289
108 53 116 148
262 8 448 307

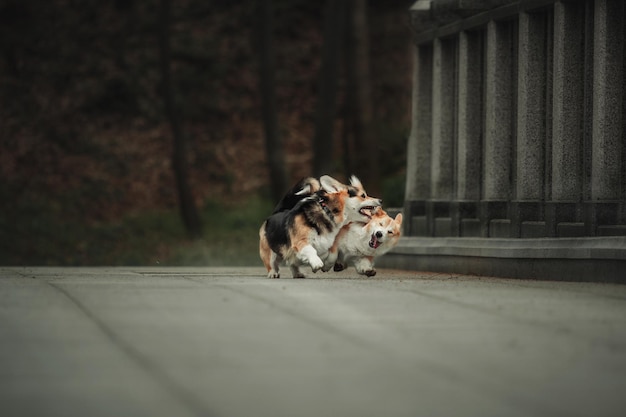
272 177 321 213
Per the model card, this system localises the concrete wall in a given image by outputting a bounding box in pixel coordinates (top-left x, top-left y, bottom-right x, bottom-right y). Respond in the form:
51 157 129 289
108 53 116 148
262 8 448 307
403 0 625 239
387 0 626 281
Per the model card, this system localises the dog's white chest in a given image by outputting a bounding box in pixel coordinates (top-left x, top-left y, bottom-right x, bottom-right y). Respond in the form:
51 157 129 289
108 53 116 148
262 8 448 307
308 230 338 256
341 225 373 256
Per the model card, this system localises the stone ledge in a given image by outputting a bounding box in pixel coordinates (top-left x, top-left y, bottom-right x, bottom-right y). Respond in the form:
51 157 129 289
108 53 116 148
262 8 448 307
377 236 626 282
388 236 626 259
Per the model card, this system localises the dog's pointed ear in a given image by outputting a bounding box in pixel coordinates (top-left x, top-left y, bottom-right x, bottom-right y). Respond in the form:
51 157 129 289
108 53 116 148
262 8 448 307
320 175 346 193
349 175 363 189
394 213 403 226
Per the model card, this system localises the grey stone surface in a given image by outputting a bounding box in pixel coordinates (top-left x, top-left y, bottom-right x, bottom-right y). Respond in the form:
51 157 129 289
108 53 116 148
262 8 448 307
516 11 547 201
410 214 428 236
460 218 481 237
598 225 626 237
489 218 511 237
520 221 547 238
591 0 624 200
404 46 433 202
434 217 453 237
2 267 626 417
403 0 625 275
456 30 482 201
552 1 585 201
484 20 514 200
556 222 586 238
431 38 456 200
380 236 626 282
387 236 626 260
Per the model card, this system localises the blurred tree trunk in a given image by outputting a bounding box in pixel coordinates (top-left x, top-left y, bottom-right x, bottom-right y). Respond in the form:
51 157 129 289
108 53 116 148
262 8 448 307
158 0 203 239
312 0 347 177
255 0 289 201
342 1 357 179
348 0 380 196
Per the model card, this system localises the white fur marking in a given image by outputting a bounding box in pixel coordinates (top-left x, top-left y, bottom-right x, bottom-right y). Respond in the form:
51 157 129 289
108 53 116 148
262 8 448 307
298 244 324 272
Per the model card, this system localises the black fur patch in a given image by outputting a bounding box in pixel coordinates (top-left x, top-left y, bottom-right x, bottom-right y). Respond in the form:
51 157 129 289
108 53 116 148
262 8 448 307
272 177 319 214
264 194 335 253
264 211 291 254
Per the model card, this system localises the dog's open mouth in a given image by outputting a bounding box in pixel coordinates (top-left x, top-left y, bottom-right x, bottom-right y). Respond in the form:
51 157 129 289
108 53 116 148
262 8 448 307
359 206 375 219
369 233 382 249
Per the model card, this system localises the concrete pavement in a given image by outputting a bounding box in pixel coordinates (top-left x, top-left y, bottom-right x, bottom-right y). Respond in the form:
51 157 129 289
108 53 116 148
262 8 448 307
1 266 625 417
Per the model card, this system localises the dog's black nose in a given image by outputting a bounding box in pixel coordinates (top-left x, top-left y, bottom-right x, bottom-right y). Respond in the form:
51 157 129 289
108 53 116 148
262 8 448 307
376 231 383 238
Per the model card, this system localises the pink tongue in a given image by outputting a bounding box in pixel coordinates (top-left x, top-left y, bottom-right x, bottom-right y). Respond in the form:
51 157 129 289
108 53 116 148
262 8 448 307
370 235 381 249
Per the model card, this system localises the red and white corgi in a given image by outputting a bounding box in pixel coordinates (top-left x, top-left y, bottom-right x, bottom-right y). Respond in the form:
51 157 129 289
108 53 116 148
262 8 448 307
332 207 403 276
259 175 381 278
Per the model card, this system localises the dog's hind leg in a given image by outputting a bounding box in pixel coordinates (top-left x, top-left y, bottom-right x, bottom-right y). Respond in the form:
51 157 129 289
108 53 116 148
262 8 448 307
322 249 338 272
268 251 281 278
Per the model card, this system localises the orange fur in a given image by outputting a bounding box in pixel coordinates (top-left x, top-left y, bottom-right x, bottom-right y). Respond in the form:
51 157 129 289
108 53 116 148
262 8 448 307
259 222 272 271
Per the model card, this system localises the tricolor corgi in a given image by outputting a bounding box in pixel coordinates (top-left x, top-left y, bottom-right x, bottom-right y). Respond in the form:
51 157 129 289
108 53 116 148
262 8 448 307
332 208 403 276
259 175 381 278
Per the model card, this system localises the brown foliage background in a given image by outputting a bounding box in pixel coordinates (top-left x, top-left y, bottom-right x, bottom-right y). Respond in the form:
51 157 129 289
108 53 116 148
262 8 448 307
1 0 413 223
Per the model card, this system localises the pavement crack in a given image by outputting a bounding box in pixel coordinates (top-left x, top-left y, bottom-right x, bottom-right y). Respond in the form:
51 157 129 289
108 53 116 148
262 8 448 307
47 282 216 417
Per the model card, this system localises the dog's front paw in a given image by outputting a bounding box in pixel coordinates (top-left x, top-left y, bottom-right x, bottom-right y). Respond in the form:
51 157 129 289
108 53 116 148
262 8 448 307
309 257 324 273
354 258 375 277
298 245 324 273
268 271 280 279
356 264 377 276
362 269 377 277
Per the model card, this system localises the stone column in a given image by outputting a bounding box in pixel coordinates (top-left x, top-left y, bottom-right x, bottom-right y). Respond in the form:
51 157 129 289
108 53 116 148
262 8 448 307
516 11 546 201
482 20 514 237
457 31 482 201
589 0 624 234
455 30 483 236
591 0 624 201
431 37 456 202
549 1 585 237
404 44 433 236
429 37 456 237
513 11 548 237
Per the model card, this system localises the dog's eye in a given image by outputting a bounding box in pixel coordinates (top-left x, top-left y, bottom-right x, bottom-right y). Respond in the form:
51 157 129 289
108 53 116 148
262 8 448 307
388 230 393 234
379 222 383 226
332 208 340 214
